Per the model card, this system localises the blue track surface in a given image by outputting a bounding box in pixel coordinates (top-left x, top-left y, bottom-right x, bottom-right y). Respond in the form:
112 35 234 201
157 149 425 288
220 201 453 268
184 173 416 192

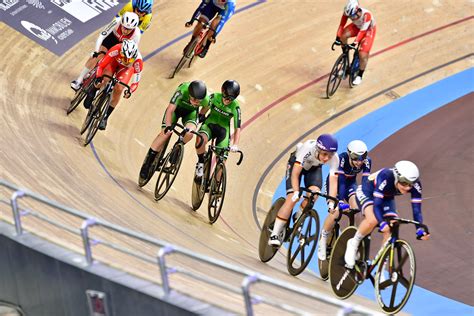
273 68 474 315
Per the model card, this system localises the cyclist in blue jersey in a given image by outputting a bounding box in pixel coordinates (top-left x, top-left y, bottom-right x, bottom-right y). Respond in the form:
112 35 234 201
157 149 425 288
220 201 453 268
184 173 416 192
344 160 430 268
185 0 236 58
318 140 371 261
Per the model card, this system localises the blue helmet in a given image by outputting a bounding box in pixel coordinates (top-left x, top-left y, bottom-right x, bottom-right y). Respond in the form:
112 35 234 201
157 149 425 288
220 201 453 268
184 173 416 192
316 134 338 152
132 0 153 13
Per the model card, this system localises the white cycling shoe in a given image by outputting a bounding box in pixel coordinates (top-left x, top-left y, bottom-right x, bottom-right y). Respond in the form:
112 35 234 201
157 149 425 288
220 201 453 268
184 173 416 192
344 238 359 268
318 239 327 261
195 163 204 177
70 80 81 91
352 76 362 86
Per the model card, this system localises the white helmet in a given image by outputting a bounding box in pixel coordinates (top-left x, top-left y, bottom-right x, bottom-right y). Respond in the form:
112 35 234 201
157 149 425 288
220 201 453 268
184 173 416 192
347 140 368 161
393 161 419 185
121 12 139 30
121 39 138 60
344 0 359 17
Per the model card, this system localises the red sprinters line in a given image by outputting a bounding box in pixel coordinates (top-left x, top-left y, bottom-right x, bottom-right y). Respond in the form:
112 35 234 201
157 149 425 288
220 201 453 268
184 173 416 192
242 16 473 130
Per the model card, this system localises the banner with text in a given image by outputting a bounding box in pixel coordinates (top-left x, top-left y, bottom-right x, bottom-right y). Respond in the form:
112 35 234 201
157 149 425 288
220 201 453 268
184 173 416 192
2 0 127 55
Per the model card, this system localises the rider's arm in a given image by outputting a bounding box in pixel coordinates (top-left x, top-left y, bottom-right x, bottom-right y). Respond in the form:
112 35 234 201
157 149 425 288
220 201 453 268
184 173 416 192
138 14 152 33
361 157 372 186
116 1 132 18
129 59 143 93
95 17 119 52
214 1 236 37
354 12 372 43
336 14 348 38
232 127 241 146
327 154 339 207
190 0 207 22
372 172 388 224
410 181 423 228
95 49 115 78
132 28 142 45
164 103 177 127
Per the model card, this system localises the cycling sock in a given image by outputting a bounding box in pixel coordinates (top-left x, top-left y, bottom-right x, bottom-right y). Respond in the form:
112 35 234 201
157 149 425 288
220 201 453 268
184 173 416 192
272 217 287 236
358 69 365 77
105 106 114 119
353 231 365 247
198 153 205 163
76 67 90 83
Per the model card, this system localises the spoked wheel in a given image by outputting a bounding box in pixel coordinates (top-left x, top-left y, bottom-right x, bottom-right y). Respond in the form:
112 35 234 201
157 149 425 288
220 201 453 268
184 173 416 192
287 209 320 276
191 157 211 210
154 143 184 201
208 163 226 224
318 229 336 281
258 197 286 262
375 240 416 314
326 53 348 98
83 93 110 146
171 38 198 78
328 226 365 299
349 52 360 88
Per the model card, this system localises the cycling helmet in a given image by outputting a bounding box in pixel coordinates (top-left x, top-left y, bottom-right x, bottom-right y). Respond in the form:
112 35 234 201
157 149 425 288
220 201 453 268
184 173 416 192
222 80 240 100
121 39 138 63
316 134 338 152
347 140 368 161
188 80 207 100
344 0 359 17
121 12 139 30
393 160 419 185
132 0 153 13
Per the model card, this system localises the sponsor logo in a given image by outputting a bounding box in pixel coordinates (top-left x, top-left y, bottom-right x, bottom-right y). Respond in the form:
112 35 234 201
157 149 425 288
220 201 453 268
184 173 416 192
378 179 387 191
336 269 351 291
26 0 44 9
21 20 58 44
50 0 119 23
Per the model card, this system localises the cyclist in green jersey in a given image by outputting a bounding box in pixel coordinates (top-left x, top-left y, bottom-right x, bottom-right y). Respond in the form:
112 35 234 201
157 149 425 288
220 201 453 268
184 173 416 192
140 80 209 179
195 80 241 177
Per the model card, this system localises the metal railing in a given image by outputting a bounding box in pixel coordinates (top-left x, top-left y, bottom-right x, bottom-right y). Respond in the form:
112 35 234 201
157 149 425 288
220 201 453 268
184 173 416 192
0 179 382 315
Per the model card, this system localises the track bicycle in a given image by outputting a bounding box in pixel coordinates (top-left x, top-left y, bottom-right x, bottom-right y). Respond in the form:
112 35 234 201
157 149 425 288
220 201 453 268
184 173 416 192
80 74 130 146
191 143 243 224
328 217 429 314
326 43 360 98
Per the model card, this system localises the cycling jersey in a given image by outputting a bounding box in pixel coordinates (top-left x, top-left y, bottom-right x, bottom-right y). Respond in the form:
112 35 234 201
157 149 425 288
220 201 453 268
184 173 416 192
294 140 339 173
356 168 423 226
95 17 141 52
337 7 376 42
96 44 143 93
117 1 152 33
191 0 236 36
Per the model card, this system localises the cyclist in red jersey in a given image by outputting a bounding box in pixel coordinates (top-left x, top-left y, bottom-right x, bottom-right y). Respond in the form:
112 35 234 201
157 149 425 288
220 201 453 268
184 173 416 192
334 0 376 86
71 12 141 91
85 39 143 130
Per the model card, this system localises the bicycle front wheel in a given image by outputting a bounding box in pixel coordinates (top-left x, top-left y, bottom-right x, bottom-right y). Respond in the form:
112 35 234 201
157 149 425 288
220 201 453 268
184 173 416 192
374 239 416 314
287 209 320 276
191 156 211 211
326 53 347 98
83 93 110 146
208 163 227 224
154 143 184 201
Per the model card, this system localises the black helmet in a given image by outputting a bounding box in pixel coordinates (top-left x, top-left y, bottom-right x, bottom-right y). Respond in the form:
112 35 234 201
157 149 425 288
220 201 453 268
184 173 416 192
188 80 207 100
221 80 240 100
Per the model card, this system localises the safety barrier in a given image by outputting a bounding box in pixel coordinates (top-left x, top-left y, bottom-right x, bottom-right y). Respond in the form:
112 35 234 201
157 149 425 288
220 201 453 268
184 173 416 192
0 179 382 315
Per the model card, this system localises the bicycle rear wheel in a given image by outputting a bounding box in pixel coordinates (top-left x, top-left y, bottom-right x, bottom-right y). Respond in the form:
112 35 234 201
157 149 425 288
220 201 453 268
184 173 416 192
258 197 286 262
138 139 170 188
191 156 211 210
154 143 184 201
287 209 320 276
67 71 95 115
208 163 226 224
326 53 347 98
374 240 416 314
80 90 102 135
318 229 336 281
328 226 365 299
83 93 110 146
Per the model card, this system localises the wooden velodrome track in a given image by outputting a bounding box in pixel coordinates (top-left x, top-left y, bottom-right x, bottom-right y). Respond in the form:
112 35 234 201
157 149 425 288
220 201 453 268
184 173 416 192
1 0 472 314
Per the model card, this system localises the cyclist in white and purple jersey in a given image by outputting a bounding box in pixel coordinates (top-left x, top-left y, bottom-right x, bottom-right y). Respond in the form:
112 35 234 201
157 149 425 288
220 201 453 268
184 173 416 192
318 140 371 261
344 160 430 268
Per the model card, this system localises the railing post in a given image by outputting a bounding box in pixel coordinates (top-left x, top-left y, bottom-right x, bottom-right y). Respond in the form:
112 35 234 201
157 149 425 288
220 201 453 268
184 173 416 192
242 273 259 316
10 190 26 235
157 245 174 296
81 218 97 265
